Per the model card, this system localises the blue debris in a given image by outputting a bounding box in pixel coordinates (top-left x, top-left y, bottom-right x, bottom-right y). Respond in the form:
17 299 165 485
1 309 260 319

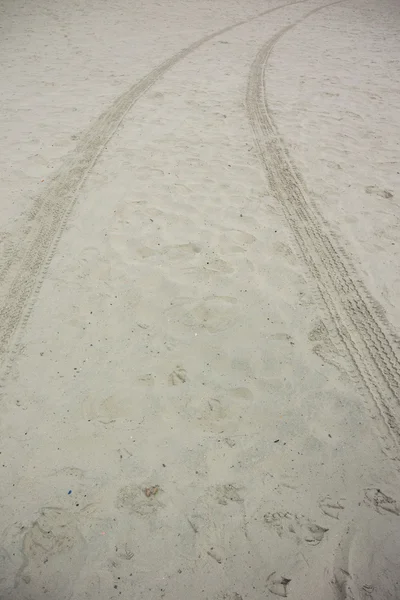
68 490 72 495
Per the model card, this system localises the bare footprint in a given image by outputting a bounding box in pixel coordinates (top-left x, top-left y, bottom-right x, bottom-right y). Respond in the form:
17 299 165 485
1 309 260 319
332 567 355 600
364 488 400 516
365 185 393 199
14 507 87 595
188 484 248 566
82 394 120 425
214 484 244 506
319 496 345 520
193 388 252 433
116 484 163 517
82 390 145 424
138 373 155 387
202 397 227 421
273 242 297 265
168 296 238 333
164 243 201 259
264 512 328 546
230 387 254 401
229 230 257 245
203 258 235 274
135 166 165 178
136 246 158 259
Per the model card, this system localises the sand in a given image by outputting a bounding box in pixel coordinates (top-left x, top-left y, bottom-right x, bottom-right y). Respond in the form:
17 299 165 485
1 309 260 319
1 0 400 598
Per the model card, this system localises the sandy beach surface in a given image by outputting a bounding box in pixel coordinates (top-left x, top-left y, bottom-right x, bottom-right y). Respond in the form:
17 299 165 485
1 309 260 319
1 0 400 598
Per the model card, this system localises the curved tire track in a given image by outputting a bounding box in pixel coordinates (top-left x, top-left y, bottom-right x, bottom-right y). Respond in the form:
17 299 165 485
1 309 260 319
0 0 310 378
246 1 400 450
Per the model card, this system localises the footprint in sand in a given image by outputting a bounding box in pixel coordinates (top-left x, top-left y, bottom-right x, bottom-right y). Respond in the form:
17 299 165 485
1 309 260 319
319 496 345 520
82 394 121 425
202 257 235 274
137 373 156 387
266 572 291 598
187 484 247 566
135 242 201 261
273 241 298 266
365 185 393 199
168 365 187 386
191 387 253 433
214 484 244 506
229 229 257 246
167 296 238 333
364 488 400 516
13 507 88 596
135 166 165 179
164 242 201 259
182 256 236 283
218 229 257 256
82 393 145 425
198 397 228 426
264 512 328 546
116 484 164 517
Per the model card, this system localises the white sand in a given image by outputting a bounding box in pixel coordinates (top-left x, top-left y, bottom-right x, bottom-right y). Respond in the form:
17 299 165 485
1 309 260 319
1 0 400 598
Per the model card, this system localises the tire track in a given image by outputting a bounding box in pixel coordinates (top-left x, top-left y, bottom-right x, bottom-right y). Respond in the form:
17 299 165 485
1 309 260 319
246 1 400 450
0 0 312 378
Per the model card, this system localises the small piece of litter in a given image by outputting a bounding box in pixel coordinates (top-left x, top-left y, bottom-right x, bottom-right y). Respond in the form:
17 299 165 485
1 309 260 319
68 490 72 495
144 486 159 497
274 439 280 443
